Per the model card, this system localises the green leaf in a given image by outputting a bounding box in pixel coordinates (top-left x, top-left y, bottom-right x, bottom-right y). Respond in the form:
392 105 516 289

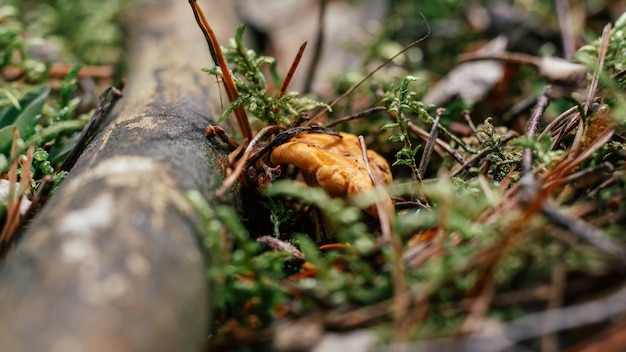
234 24 247 47
48 132 81 164
0 85 50 156
381 123 399 130
389 134 404 143
0 126 17 156
0 89 21 110
59 65 82 107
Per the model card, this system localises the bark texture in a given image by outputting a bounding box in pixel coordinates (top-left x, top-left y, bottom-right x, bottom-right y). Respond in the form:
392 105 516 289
0 1 239 351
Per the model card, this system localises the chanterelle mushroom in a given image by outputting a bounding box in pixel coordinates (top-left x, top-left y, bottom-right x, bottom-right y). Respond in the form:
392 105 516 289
270 132 392 217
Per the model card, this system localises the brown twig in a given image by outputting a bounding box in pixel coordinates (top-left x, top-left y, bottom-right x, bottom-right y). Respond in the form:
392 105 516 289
542 201 626 262
522 86 551 176
406 120 465 165
0 136 33 245
60 84 124 172
189 0 252 142
417 108 443 179
326 106 387 128
585 23 611 116
257 235 305 261
460 270 496 335
277 41 308 100
537 105 578 146
2 63 115 81
555 161 614 188
205 125 240 150
463 111 482 143
0 175 54 261
543 128 614 190
457 51 541 67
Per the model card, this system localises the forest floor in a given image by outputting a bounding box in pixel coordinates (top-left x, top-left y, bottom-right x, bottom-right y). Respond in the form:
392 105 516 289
2 1 626 351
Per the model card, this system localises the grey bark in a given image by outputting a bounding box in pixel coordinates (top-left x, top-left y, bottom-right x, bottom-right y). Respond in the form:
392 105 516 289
0 1 239 351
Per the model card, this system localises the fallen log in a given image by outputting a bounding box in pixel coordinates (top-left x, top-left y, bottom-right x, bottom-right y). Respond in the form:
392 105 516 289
0 1 239 351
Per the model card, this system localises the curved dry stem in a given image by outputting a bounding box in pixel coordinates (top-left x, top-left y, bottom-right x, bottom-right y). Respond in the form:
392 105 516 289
215 125 283 198
189 0 252 142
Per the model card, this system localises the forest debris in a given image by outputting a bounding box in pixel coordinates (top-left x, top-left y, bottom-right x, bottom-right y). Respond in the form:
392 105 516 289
273 318 324 351
538 56 587 87
542 202 626 262
312 330 378 352
257 235 305 261
456 49 588 103
423 36 507 106
270 132 392 216
417 108 443 179
402 282 626 351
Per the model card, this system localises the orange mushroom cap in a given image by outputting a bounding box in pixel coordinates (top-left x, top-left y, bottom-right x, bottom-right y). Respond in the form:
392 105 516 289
270 132 392 217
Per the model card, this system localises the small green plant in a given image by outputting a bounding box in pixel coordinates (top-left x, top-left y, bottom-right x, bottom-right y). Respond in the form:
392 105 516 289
0 5 49 81
381 75 430 179
6 0 139 65
0 68 88 174
186 190 292 327
510 133 562 173
259 198 293 238
1 1 142 245
203 24 328 127
576 11 626 90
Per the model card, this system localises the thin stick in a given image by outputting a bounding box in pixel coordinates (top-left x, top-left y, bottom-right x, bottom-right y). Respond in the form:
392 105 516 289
463 111 482 143
457 51 541 66
61 84 124 171
585 23 611 116
0 130 21 244
406 120 465 165
358 136 393 241
326 106 387 127
543 128 614 190
277 41 308 100
414 283 626 351
537 105 578 143
0 140 33 245
418 107 443 179
542 201 626 262
189 0 252 141
522 86 551 176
